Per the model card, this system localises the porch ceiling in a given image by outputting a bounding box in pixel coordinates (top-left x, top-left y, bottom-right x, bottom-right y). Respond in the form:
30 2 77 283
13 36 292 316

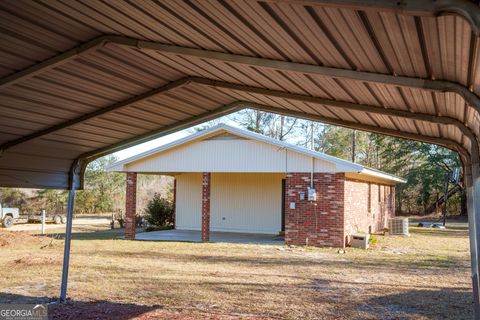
0 0 479 189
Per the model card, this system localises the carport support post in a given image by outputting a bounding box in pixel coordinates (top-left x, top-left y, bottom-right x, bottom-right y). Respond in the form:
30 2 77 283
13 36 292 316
60 188 76 303
201 172 211 241
472 163 480 317
465 166 480 317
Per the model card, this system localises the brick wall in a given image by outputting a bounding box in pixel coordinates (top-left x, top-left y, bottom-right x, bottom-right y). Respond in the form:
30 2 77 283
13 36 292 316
285 173 396 248
344 178 396 245
173 178 176 228
125 172 137 240
201 172 211 241
285 173 345 248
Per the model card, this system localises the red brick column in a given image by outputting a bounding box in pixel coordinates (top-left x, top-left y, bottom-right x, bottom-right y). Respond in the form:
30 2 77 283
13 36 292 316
125 172 137 240
173 178 177 228
201 172 211 241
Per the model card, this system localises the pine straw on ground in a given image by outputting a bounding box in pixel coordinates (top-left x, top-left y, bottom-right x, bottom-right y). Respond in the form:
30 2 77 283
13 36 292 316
0 223 473 319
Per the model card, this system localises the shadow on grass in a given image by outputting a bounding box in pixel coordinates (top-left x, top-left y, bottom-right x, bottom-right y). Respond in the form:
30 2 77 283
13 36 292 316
411 227 469 238
364 288 473 319
0 293 160 320
35 228 128 241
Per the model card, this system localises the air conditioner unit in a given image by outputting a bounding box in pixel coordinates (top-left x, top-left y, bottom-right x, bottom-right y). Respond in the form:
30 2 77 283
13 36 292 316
389 218 409 236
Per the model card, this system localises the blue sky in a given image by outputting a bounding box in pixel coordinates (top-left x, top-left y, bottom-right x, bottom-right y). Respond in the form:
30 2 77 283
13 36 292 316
112 110 314 161
113 115 240 160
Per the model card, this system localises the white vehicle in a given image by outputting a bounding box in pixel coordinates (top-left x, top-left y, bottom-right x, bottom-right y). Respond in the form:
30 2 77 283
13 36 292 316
0 203 20 228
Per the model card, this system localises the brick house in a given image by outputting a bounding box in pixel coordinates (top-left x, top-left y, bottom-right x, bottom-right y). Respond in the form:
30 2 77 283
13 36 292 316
109 124 404 248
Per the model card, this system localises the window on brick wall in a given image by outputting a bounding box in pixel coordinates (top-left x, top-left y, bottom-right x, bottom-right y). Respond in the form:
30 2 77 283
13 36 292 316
378 185 381 202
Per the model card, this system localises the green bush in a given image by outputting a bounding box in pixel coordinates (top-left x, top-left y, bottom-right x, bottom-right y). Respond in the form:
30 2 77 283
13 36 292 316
144 193 173 227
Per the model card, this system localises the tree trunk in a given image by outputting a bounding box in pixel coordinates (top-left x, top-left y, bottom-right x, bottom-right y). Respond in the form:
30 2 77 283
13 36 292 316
460 188 467 216
351 129 356 163
279 116 284 141
255 111 261 132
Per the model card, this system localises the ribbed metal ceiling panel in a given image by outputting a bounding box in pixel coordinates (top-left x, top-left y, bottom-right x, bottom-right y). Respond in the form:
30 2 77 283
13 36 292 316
0 0 478 189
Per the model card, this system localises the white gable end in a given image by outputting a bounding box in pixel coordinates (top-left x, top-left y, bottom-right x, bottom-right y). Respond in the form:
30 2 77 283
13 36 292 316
124 136 337 173
109 125 404 184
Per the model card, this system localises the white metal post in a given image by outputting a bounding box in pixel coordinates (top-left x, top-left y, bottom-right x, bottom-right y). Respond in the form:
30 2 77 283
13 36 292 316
471 162 480 319
41 209 45 235
465 167 480 318
59 188 75 303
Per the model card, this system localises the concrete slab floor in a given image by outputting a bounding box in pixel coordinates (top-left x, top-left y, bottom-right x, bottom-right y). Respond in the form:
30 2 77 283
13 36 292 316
134 229 284 245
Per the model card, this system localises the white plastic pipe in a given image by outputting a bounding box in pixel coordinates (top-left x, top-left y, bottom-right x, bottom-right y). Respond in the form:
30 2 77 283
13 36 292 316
41 209 45 235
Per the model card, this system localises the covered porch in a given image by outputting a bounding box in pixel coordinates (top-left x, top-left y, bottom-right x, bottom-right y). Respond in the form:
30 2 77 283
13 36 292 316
123 171 285 242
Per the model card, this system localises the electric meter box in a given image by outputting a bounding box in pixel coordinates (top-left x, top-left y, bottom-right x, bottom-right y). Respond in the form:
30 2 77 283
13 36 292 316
307 187 317 201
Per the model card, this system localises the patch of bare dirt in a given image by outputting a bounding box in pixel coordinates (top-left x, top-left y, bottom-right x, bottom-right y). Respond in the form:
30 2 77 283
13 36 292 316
0 229 43 247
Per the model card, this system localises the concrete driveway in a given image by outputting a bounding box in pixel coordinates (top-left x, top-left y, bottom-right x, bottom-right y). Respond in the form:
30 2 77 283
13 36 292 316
134 229 284 245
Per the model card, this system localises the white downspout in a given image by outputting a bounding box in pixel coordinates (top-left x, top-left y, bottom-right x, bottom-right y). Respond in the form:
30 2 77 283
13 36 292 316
311 157 314 189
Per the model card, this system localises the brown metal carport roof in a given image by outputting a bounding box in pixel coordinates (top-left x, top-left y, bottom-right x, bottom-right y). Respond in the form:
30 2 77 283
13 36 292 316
0 0 479 312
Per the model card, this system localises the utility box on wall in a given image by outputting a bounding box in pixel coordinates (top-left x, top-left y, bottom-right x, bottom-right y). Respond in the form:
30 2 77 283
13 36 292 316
307 187 317 201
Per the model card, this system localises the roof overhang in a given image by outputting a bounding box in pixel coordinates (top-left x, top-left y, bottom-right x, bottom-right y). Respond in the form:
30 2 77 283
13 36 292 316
357 168 406 184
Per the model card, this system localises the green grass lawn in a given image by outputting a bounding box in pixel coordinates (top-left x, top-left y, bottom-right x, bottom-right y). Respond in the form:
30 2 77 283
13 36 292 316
0 223 473 319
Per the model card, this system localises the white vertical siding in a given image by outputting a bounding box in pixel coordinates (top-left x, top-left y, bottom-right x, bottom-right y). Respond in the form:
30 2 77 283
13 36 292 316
210 173 283 234
124 139 336 173
175 173 202 230
175 172 284 234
